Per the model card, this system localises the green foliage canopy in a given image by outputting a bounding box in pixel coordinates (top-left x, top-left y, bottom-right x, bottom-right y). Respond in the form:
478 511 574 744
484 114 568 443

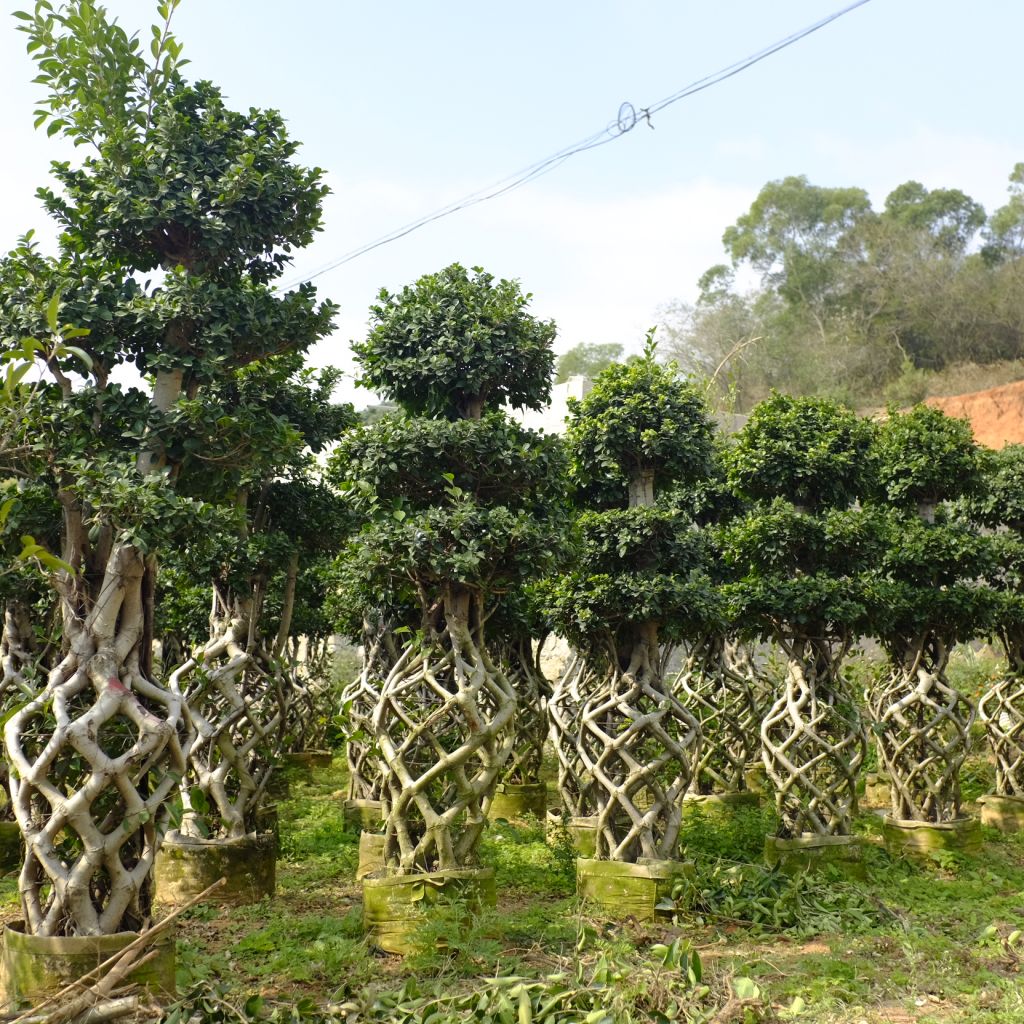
353 264 556 419
726 393 874 512
567 347 714 497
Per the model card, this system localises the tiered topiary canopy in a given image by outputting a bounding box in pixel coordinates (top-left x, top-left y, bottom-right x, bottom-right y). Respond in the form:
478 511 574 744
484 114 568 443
546 341 717 861
722 394 876 839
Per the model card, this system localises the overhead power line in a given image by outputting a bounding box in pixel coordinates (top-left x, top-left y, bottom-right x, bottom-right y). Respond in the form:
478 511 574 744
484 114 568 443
283 0 873 289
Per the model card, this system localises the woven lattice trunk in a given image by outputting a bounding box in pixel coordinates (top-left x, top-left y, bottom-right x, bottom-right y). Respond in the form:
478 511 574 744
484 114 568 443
4 542 191 936
761 639 865 838
979 636 1024 798
549 650 598 817
495 639 547 787
280 636 335 753
172 594 285 841
673 636 758 795
579 624 701 861
2 601 39 700
870 636 975 822
341 616 399 804
0 601 42 825
373 589 517 873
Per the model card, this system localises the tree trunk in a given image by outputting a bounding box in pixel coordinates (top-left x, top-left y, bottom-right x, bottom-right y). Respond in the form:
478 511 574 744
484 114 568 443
673 635 758 795
979 629 1024 798
340 613 400 803
628 469 655 509
4 542 190 936
495 638 547 787
762 637 865 838
580 621 701 861
372 587 517 873
871 634 974 822
172 585 285 840
549 649 598 818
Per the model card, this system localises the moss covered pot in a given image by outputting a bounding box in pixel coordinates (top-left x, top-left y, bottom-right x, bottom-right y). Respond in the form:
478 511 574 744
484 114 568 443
744 762 768 795
576 858 692 921
3 921 176 1003
363 868 496 955
283 750 333 783
343 798 384 831
357 831 386 881
862 771 892 809
284 749 334 770
155 832 276 906
265 771 290 800
488 782 548 822
764 833 865 879
979 794 1024 834
568 815 598 857
253 804 280 850
544 812 598 857
683 790 761 819
881 814 982 857
0 821 22 873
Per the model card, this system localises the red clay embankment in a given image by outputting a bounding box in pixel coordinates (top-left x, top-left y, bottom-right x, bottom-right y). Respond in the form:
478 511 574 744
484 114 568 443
926 379 1024 449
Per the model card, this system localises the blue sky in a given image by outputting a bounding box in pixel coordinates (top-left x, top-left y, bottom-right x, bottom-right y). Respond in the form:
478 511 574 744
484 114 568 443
2 1 1022 406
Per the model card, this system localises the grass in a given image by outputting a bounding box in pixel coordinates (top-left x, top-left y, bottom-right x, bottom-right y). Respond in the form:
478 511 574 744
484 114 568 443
146 752 1024 1022
3 752 1023 1021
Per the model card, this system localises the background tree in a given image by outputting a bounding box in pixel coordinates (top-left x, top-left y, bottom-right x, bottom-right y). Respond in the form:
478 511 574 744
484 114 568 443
660 171 1024 411
554 342 624 383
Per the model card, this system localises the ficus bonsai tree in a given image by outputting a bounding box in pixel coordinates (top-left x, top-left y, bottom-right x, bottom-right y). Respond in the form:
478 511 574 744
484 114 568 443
722 394 876 842
160 360 353 841
339 263 566 878
0 0 334 935
545 340 717 864
867 406 994 827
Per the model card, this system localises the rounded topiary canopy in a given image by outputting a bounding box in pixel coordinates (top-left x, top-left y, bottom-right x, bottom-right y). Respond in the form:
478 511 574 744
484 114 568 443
567 348 714 500
871 404 983 511
334 412 568 600
727 393 873 512
969 444 1024 532
867 406 993 645
353 264 556 419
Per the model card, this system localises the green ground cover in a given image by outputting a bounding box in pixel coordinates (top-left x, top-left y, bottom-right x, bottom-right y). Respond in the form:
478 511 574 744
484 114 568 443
51 751 1015 1024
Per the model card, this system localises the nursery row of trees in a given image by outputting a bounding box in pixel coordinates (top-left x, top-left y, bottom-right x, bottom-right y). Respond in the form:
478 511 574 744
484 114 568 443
2 0 1024 980
660 171 1024 409
334 266 1024 945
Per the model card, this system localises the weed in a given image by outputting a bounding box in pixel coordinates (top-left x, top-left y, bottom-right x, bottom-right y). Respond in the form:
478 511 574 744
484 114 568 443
678 801 777 862
668 860 882 936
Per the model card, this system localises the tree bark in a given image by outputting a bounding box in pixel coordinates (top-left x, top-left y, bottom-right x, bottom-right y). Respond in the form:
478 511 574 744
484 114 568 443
5 542 190 935
373 587 517 873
